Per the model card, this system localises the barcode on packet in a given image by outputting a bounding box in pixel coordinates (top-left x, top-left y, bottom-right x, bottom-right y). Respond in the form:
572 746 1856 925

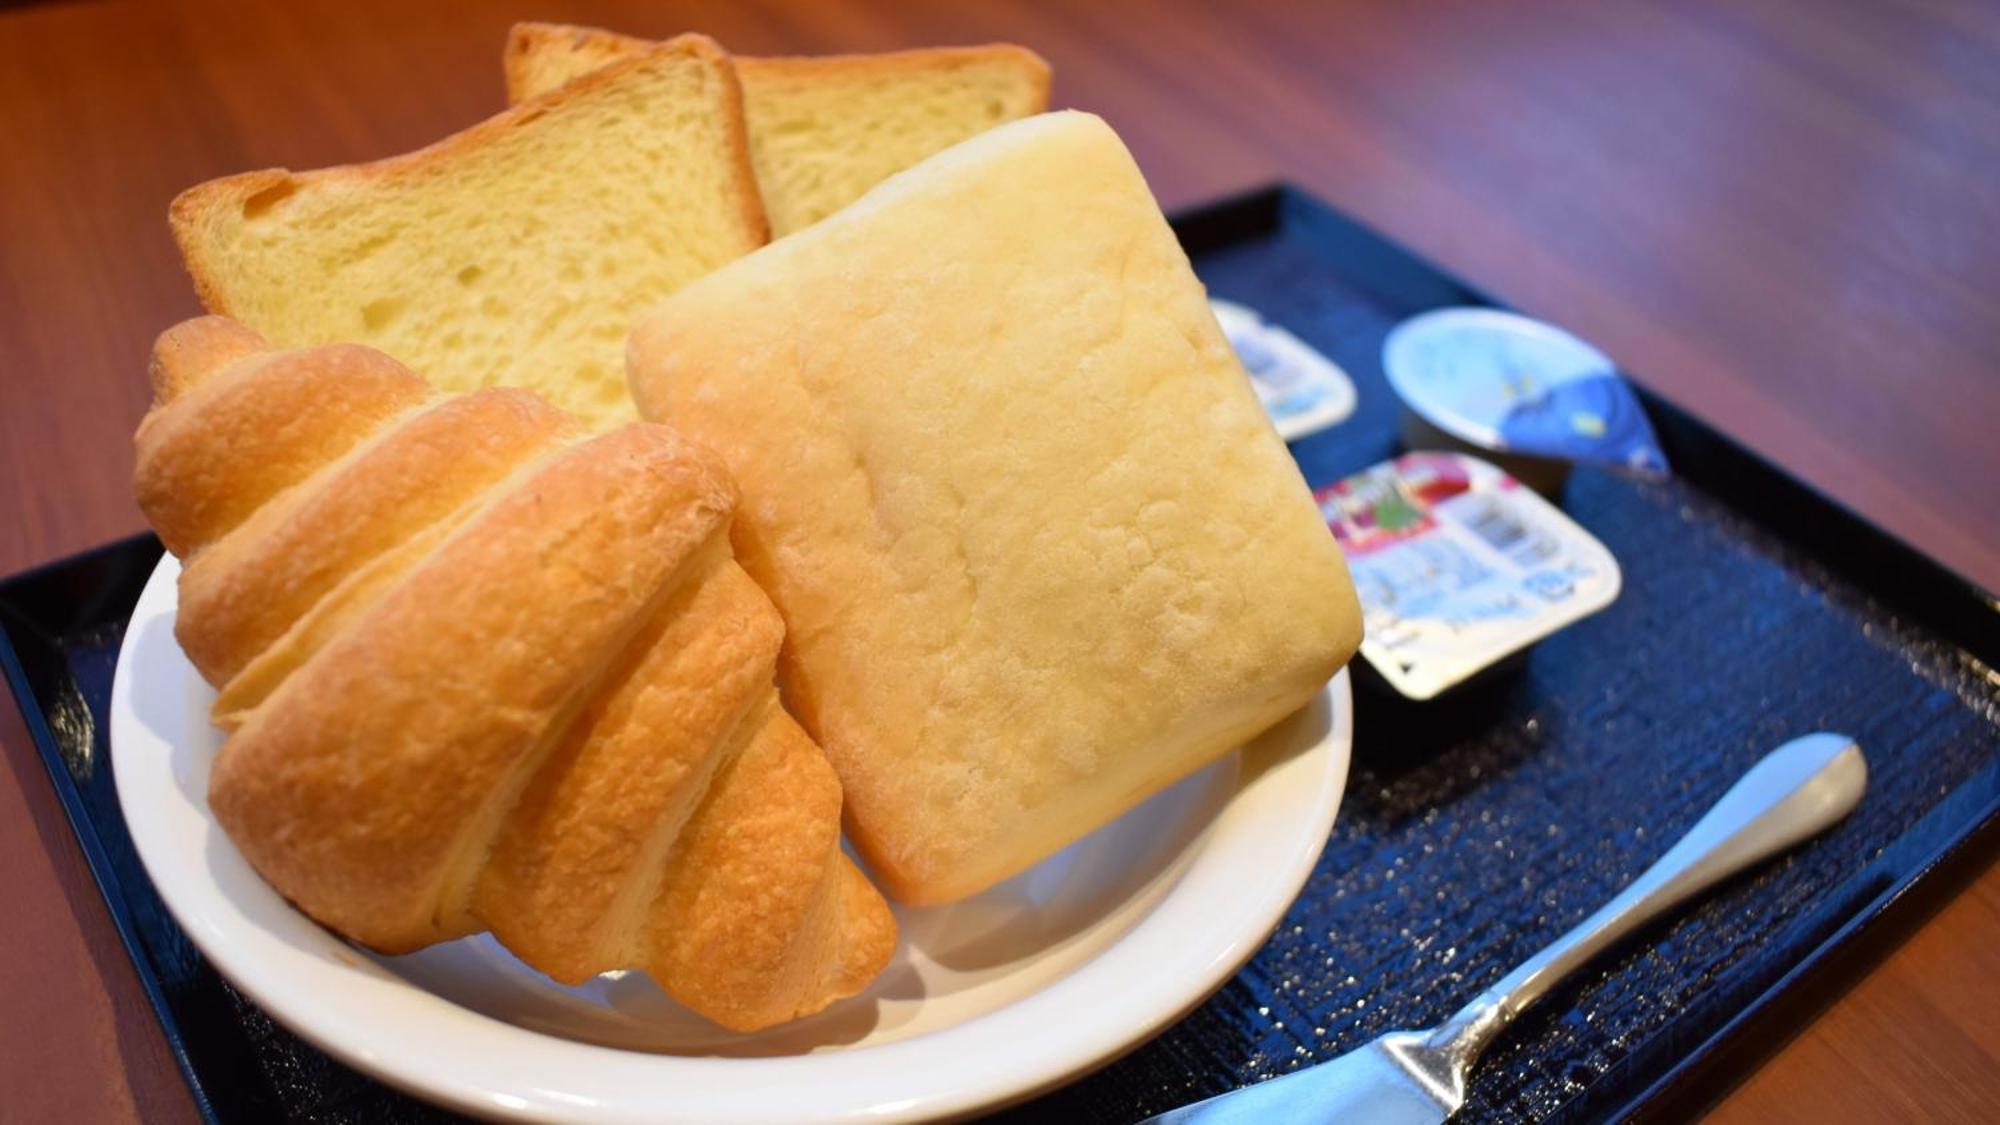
1458 498 1558 569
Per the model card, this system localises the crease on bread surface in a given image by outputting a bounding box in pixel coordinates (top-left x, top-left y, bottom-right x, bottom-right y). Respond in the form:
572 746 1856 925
504 22 1052 234
629 111 1363 906
133 316 894 1032
167 34 768 429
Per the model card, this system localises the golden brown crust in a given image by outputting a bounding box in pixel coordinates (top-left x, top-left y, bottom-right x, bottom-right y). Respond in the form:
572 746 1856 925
171 33 769 316
700 35 772 247
134 342 431 559
146 315 268 404
209 422 738 950
134 319 893 1030
736 43 1051 105
644 703 871 1031
475 551 783 982
176 388 577 685
503 22 647 103
504 22 1050 109
166 169 283 322
828 853 900 1000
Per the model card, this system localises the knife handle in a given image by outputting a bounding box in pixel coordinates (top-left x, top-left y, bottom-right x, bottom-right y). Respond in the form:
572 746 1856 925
1422 732 1866 1074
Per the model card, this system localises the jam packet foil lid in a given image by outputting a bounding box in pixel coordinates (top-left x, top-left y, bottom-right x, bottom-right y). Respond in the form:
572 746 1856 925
1212 299 1358 441
1383 307 1669 475
1319 452 1622 700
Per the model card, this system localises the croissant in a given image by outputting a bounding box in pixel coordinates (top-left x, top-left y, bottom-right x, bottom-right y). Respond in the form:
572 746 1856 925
131 316 896 1032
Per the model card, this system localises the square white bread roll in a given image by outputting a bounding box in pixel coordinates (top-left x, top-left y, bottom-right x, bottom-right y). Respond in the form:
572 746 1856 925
630 111 1362 904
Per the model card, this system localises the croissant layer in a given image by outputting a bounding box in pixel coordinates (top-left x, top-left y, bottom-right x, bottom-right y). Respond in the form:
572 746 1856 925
134 316 895 1032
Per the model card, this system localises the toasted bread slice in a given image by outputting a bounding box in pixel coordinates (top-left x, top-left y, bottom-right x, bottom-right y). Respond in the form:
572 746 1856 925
170 35 766 427
506 24 1050 235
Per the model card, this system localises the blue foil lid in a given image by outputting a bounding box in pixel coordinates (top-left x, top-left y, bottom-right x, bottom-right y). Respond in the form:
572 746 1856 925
1382 308 1669 475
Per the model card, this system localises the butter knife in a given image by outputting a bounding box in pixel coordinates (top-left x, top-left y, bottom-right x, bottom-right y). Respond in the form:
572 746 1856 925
1146 731 1867 1124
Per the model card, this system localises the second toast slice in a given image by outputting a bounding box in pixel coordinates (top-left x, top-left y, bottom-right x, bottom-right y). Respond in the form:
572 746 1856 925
506 23 1050 235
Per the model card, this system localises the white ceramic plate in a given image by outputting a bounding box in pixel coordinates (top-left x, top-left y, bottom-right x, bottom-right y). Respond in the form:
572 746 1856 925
111 554 1352 1122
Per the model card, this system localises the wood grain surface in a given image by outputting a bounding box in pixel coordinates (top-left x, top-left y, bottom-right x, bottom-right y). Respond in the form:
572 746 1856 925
0 0 1993 1121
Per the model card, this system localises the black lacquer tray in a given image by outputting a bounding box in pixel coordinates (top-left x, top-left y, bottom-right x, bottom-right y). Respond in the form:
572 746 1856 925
5 186 1996 1123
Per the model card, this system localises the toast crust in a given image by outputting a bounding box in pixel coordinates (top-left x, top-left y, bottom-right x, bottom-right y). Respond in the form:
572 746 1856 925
737 43 1051 103
503 22 1050 109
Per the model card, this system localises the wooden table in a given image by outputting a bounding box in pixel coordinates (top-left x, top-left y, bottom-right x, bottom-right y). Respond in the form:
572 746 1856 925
1 0 1994 1120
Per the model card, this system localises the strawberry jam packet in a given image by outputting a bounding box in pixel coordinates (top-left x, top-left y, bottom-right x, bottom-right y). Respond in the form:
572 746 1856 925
1319 452 1621 700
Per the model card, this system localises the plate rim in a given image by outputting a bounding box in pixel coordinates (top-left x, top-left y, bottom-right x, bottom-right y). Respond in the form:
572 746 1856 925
111 553 1353 1123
